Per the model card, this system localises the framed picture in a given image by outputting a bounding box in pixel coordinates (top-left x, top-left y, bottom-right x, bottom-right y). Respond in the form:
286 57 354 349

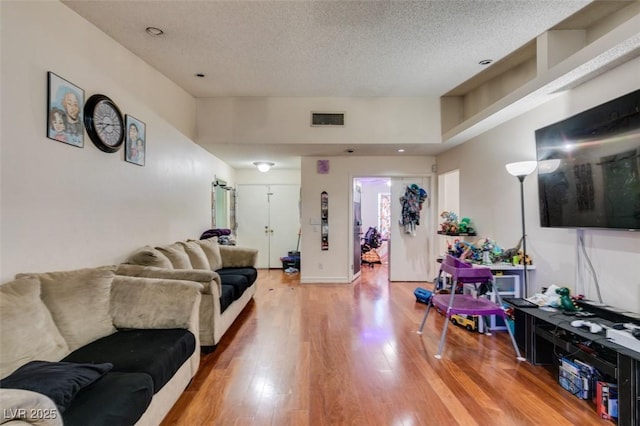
125 115 146 166
317 159 330 174
47 72 84 147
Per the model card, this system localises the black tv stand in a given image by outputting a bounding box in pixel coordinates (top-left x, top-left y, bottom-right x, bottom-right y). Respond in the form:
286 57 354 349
510 305 639 425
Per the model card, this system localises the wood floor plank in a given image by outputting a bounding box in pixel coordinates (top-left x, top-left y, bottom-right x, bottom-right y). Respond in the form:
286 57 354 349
161 266 610 425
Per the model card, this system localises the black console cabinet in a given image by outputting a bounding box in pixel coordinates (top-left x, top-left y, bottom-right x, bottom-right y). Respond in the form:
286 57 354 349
512 307 639 425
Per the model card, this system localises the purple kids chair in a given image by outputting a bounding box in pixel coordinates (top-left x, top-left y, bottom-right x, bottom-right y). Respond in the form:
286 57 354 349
417 255 524 360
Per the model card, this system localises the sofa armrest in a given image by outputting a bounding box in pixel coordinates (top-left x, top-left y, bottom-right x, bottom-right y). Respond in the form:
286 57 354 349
219 245 258 268
115 264 221 295
0 389 62 426
110 275 201 332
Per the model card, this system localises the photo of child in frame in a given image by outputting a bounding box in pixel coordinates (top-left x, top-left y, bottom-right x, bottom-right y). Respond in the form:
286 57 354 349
125 115 146 166
47 72 84 147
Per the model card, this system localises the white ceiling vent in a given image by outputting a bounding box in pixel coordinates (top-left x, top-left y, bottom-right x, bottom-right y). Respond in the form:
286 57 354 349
311 112 345 126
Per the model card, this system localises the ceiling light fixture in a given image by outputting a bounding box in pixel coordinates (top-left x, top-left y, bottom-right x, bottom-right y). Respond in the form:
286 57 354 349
253 161 274 173
195 73 205 78
479 59 493 65
145 27 164 36
398 149 405 153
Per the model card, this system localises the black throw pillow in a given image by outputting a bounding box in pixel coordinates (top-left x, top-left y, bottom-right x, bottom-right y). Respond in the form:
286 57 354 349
0 360 113 413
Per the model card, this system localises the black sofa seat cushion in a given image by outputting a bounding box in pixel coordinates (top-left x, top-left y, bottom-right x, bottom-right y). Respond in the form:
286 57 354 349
218 274 249 300
62 371 153 426
0 360 113 413
220 284 235 313
217 267 258 286
62 329 195 392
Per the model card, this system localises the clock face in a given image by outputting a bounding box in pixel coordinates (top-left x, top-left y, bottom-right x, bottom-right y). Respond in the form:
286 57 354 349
94 100 123 147
84 94 124 153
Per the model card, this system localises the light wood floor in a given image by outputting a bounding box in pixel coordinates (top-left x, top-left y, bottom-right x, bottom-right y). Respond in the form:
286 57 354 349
161 265 609 425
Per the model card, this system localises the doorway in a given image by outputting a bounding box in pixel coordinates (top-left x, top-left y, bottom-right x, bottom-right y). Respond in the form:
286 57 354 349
353 177 391 280
352 176 433 282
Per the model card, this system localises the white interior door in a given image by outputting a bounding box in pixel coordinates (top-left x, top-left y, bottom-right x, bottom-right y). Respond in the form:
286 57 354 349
236 185 270 268
389 177 432 281
268 185 300 266
236 184 300 269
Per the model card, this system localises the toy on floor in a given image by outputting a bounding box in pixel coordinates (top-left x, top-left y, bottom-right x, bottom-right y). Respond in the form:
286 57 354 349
450 314 478 332
414 287 433 304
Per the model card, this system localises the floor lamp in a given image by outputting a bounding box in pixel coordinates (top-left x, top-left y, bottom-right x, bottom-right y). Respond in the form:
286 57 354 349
505 161 537 298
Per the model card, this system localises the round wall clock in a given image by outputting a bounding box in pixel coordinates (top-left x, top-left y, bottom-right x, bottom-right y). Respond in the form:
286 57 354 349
83 94 124 153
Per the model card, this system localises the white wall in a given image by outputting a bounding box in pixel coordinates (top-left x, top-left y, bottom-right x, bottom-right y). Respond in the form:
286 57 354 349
300 156 435 283
437 56 640 312
236 168 301 185
196 97 442 145
0 2 234 282
436 170 460 257
437 170 460 218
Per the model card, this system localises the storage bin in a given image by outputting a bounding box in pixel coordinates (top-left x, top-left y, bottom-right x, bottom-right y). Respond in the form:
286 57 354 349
280 255 300 270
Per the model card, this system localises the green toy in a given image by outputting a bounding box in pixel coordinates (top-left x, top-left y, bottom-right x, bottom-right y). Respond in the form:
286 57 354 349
556 287 580 311
458 217 474 234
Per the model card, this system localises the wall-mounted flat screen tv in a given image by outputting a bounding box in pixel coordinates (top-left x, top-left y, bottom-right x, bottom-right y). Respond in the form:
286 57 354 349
535 89 640 230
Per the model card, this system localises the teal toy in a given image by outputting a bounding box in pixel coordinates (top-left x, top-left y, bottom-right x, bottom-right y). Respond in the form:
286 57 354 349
458 217 474 234
556 287 580 311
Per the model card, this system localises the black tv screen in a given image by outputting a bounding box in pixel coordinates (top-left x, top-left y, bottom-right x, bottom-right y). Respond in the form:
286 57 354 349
535 89 640 230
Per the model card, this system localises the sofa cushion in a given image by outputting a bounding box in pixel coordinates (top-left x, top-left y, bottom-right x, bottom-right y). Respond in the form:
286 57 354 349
0 388 62 426
179 241 211 270
217 267 258 286
16 267 117 352
156 243 192 269
219 245 258 268
62 329 195 393
194 237 223 271
0 361 112 413
124 245 173 269
219 285 236 314
218 274 249 300
0 277 69 379
115 264 216 295
62 372 153 426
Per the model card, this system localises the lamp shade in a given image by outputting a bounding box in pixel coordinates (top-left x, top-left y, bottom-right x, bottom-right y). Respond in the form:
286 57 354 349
505 161 537 177
253 161 274 172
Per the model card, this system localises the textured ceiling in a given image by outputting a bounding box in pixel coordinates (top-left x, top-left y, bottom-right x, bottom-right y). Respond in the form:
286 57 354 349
63 0 593 97
62 0 601 168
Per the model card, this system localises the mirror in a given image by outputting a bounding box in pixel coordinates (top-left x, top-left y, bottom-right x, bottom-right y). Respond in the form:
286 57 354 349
212 177 231 229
